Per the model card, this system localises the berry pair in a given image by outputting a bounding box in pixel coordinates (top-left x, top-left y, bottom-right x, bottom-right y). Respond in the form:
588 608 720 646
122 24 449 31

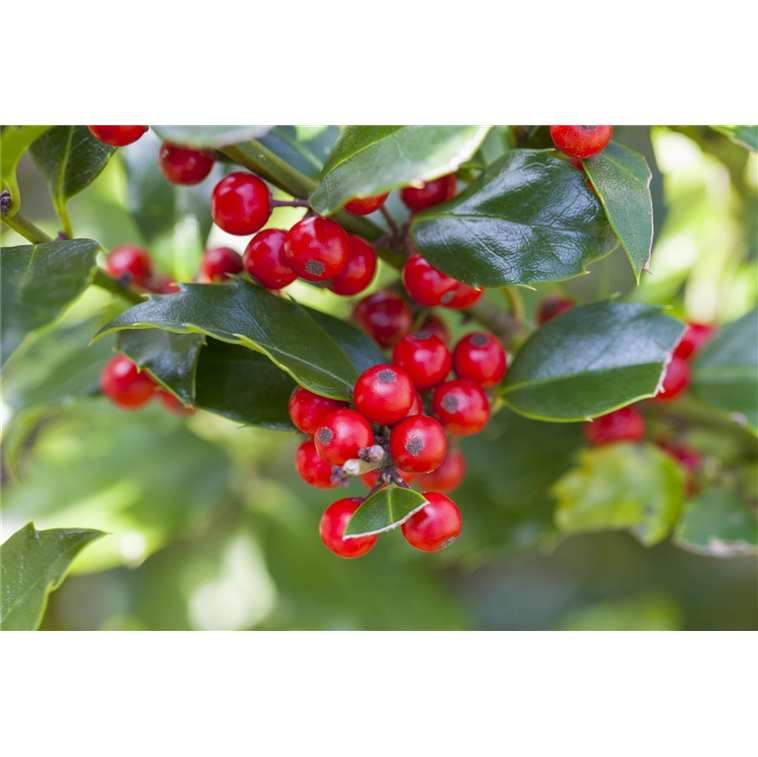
342 173 457 217
106 245 179 293
403 253 483 310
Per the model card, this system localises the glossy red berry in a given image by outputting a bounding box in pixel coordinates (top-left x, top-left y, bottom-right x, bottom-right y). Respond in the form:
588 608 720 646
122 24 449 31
389 415 448 474
288 386 348 436
445 281 484 309
402 492 462 552
392 332 451 390
584 406 645 446
536 295 575 325
284 216 350 282
201 247 243 282
405 390 423 418
344 193 389 216
319 498 378 558
315 409 373 466
100 355 156 409
243 229 296 290
400 174 456 211
295 439 339 489
352 291 413 349
354 365 416 425
419 313 450 345
550 125 613 160
106 244 153 287
360 467 415 489
651 356 691 403
417 448 466 493
158 142 215 185
403 253 457 307
88 125 148 147
158 391 195 416
453 332 507 388
433 379 490 436
211 172 271 236
674 322 715 361
327 235 377 296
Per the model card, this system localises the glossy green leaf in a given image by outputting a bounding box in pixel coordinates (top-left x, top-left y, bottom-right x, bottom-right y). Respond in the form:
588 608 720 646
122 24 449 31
29 126 115 236
501 301 686 421
583 141 654 282
310 125 491 215
411 150 619 287
551 443 685 546
691 308 758 434
258 126 340 181
344 485 429 537
1 239 99 366
710 125 758 152
0 125 52 215
151 125 272 149
0 522 105 631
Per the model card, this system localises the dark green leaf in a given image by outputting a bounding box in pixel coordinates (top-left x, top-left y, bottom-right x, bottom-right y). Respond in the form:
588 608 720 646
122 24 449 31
0 125 52 214
310 125 490 215
710 125 758 152
151 125 271 149
0 522 105 630
344 486 429 537
501 301 686 421
411 149 619 287
258 126 339 181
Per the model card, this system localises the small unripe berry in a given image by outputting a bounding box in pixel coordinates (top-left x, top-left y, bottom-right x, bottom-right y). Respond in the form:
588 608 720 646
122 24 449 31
344 193 389 216
315 409 373 466
584 406 645 446
327 234 377 296
400 174 456 211
295 439 339 489
158 391 195 416
453 332 507 388
550 125 613 159
393 332 452 390
674 322 715 361
651 356 691 403
354 364 416 425
417 448 466 493
100 355 156 409
284 216 350 282
351 291 413 349
320 497 378 558
432 379 490 436
243 229 296 290
211 172 271 236
401 492 462 552
201 247 243 282
536 295 575 326
389 415 448 473
106 244 153 288
288 386 348 436
158 142 215 185
88 125 148 147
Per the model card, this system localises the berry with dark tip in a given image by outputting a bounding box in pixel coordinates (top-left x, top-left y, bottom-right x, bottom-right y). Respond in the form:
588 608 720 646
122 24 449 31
354 364 416 425
417 448 466 493
389 415 448 473
351 291 413 349
453 332 507 388
201 247 243 282
295 439 339 489
584 406 645 446
100 355 156 409
288 386 348 436
401 492 462 552
320 498 378 558
536 296 574 325
651 356 691 403
550 125 613 159
314 409 373 466
211 172 271 236
158 142 215 185
327 234 377 296
284 216 350 282
344 193 389 216
400 174 456 211
243 229 296 290
392 332 452 390
88 125 148 147
106 244 153 288
432 379 490 436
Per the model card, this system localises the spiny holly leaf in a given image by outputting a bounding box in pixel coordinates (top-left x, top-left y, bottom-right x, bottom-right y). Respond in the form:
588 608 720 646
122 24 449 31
1 239 99 367
29 126 115 236
0 522 105 631
258 126 340 181
344 486 429 538
0 125 52 215
709 126 758 152
411 149 619 287
501 301 686 421
310 125 490 215
583 141 654 282
151 125 272 149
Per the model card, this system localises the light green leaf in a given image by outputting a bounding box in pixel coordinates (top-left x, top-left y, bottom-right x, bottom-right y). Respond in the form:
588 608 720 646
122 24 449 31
151 125 272 149
0 125 53 215
344 486 429 537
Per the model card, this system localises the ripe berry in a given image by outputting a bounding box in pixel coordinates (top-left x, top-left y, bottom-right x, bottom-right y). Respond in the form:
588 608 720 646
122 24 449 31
656 439 702 472
405 391 423 418
243 229 296 290
651 356 691 403
106 244 153 287
284 216 350 282
327 234 377 296
674 322 715 361
550 125 613 160
201 247 243 282
400 174 456 211
319 498 378 558
295 439 339 489
401 492 462 552
148 276 180 294
417 448 466 493
419 313 450 345
392 332 451 390
433 379 490 436
360 467 415 489
88 125 148 147
536 295 574 325
315 409 373 466
584 406 645 446
352 291 413 349
211 172 271 236
158 390 195 416
403 253 457 307
344 193 389 216
288 386 348 436
445 281 484 309
354 364 416 425
100 355 156 409
453 332 507 388
158 142 215 185
389 415 448 474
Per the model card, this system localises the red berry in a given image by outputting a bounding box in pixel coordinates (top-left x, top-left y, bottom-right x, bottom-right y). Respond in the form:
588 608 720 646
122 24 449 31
550 125 613 160
320 498 378 558
360 467 415 489
148 275 180 294
314 409 373 466
88 125 148 147
400 174 456 211
405 390 423 418
393 332 451 390
417 448 466 493
243 229 296 290
651 356 691 403
674 322 715 361
536 295 574 326
295 439 339 489
584 406 645 446
401 492 462 552
284 216 350 282
351 291 413 349
158 142 215 185
106 244 153 287
158 390 195 416
288 386 348 436
327 234 377 296
445 281 484 310
403 253 457 307
390 415 448 474
211 172 271 236
100 355 156 409
419 313 450 345
453 332 507 388
432 379 490 436
656 439 702 473
201 247 243 282
354 364 415 425
344 193 389 216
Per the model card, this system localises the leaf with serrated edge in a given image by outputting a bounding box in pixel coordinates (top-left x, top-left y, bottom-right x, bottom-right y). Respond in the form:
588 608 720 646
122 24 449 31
344 486 429 538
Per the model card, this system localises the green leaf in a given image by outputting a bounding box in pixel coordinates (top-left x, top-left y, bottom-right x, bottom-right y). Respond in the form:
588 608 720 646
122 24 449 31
410 149 619 287
0 522 105 631
1 239 99 366
710 125 758 152
258 126 339 181
551 443 685 546
583 141 654 282
344 485 429 537
29 126 115 236
691 308 758 434
0 125 52 215
310 125 491 215
501 301 686 421
674 487 758 557
151 125 271 149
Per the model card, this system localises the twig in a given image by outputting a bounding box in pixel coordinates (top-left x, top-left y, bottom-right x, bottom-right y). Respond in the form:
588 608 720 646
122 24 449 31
1 210 53 244
502 287 525 323
91 268 145 305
